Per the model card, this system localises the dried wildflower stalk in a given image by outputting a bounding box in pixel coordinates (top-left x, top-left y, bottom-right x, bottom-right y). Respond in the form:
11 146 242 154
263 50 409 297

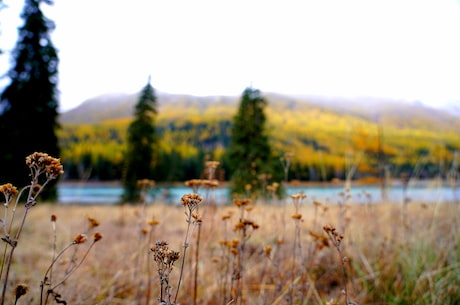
0 152 63 305
288 193 306 304
190 161 220 305
323 225 358 305
41 231 102 305
151 240 180 305
173 193 203 304
133 179 156 305
214 211 234 304
231 198 259 305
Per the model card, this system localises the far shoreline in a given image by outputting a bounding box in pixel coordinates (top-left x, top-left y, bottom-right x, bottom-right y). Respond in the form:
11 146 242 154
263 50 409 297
58 178 459 189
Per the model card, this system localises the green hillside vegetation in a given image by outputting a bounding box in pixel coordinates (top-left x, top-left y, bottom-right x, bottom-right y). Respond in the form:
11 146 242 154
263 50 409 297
58 93 460 182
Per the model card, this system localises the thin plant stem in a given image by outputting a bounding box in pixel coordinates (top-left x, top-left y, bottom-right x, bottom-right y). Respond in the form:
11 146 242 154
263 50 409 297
174 213 193 303
41 242 76 305
193 222 201 305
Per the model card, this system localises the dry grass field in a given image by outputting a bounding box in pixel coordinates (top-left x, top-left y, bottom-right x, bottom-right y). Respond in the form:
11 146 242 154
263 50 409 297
4 193 459 305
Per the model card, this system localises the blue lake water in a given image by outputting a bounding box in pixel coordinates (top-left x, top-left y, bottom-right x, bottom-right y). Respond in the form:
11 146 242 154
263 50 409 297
58 182 460 205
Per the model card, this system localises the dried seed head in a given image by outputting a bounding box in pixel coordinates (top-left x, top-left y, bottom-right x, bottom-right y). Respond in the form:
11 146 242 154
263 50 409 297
263 245 272 257
151 240 180 267
180 193 203 209
87 216 100 229
45 158 64 179
203 179 219 188
192 212 202 223
184 179 203 188
26 152 64 179
266 182 280 193
32 184 42 194
148 219 160 226
323 225 344 246
14 284 28 301
205 161 220 169
93 232 103 242
291 213 302 220
50 214 57 222
234 219 259 231
0 183 18 198
221 214 232 221
233 198 251 207
73 233 87 244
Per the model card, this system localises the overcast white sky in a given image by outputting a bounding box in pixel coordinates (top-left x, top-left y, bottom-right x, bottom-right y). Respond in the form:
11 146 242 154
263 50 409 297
1 0 460 111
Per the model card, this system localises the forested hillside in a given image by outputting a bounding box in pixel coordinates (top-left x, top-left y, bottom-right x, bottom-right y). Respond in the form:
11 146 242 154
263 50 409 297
58 92 460 183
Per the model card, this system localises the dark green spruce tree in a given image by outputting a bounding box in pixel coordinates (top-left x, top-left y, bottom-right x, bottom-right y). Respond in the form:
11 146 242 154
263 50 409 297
226 87 281 198
0 0 59 200
122 77 159 202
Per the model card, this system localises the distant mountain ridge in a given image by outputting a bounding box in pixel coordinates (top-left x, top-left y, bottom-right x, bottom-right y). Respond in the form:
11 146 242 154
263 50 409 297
59 91 460 134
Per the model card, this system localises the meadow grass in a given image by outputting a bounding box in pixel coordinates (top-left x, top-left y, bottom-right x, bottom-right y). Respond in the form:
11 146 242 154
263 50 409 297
4 197 459 305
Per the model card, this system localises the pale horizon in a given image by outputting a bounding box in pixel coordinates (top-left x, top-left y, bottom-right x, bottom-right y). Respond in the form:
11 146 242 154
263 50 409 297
1 0 460 111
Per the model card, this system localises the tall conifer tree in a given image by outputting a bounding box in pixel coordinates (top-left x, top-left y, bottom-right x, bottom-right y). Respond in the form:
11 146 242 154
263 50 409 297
122 77 159 202
226 87 279 198
0 0 59 200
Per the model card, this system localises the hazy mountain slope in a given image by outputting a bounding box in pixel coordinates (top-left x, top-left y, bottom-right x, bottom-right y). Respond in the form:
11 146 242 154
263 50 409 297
60 92 460 133
59 92 239 124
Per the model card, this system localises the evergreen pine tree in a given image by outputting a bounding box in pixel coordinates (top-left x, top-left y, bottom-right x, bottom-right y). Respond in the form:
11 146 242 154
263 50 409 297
122 77 159 202
226 87 280 198
0 0 59 200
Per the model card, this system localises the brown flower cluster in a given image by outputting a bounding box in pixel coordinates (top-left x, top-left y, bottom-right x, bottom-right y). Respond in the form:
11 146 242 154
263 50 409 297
290 193 307 207
25 152 64 179
184 179 219 191
309 230 330 250
0 183 18 201
219 238 240 256
205 161 220 169
180 193 203 212
323 225 344 247
266 182 280 193
233 198 252 207
151 240 180 267
234 219 259 231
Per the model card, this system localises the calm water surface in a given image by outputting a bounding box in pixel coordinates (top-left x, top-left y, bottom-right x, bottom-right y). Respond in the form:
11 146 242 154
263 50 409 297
58 182 460 205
